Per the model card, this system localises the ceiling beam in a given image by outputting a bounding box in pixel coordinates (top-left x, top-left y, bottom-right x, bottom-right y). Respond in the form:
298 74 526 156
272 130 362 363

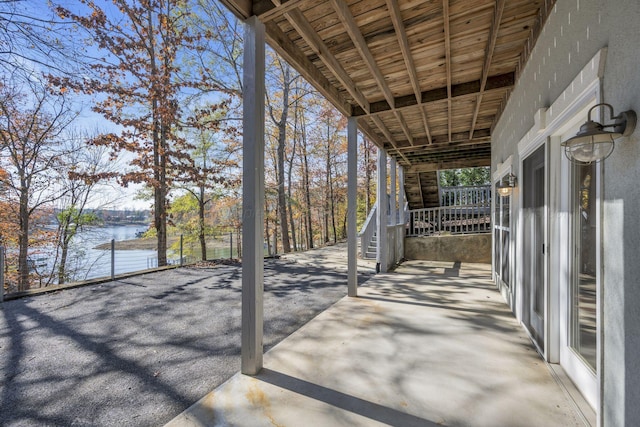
264 21 352 116
386 0 420 104
356 118 385 150
420 107 433 144
470 0 505 138
255 0 306 22
395 141 491 156
330 0 395 109
218 0 252 19
330 0 418 147
385 0 425 145
404 150 492 164
284 8 370 114
393 110 414 146
352 73 514 116
443 0 452 142
377 128 491 151
417 173 425 207
407 157 491 173
370 115 411 164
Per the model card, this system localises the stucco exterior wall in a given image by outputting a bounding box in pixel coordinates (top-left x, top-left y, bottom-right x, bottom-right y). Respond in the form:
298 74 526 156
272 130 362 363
405 234 491 264
491 1 640 425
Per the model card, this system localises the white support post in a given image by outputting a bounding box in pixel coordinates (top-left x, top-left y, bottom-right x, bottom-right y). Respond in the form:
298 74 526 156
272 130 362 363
241 15 265 376
389 157 397 266
376 149 388 273
347 117 358 297
390 157 397 225
399 166 406 217
399 166 406 260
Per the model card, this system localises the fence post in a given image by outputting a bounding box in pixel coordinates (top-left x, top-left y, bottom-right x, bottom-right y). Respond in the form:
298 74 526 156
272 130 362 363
0 247 4 302
180 234 184 266
111 239 115 280
229 232 233 259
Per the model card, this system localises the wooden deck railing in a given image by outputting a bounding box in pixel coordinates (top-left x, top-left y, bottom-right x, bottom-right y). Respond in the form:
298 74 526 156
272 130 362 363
406 206 491 236
407 185 492 237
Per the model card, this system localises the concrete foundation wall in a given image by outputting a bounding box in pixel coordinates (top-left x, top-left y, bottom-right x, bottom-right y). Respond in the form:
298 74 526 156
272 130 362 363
405 234 491 264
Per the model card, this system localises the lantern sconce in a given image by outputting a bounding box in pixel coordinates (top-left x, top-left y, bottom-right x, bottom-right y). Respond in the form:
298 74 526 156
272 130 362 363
496 173 517 197
561 103 636 163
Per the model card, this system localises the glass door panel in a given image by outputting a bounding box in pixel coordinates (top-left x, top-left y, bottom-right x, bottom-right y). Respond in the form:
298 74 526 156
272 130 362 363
522 145 546 352
571 162 598 371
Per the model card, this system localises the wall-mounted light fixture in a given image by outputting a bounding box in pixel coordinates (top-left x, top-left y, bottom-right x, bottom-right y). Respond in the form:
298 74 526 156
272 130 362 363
561 103 636 163
496 173 517 197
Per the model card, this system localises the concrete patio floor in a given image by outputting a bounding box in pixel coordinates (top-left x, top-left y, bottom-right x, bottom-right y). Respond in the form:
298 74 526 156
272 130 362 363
166 260 593 427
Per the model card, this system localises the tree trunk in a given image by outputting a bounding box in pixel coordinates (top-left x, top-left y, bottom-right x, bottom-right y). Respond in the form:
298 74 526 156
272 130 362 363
265 201 272 256
18 185 29 291
199 187 207 261
58 226 71 284
324 125 331 243
236 227 242 258
301 118 313 249
149 8 167 267
330 177 337 243
276 66 291 253
287 94 299 252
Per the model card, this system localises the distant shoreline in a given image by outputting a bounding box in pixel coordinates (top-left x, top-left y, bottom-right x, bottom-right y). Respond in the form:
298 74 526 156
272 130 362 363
94 235 172 250
101 221 150 227
94 235 231 251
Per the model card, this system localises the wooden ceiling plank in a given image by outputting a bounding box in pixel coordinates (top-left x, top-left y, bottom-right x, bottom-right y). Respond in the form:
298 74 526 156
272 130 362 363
256 0 307 22
385 0 432 145
442 0 452 142
408 157 491 174
420 107 433 144
392 137 492 153
370 115 411 164
285 8 371 113
353 73 514 116
417 173 425 208
358 119 411 167
356 118 385 150
329 0 395 109
385 0 421 104
265 21 352 116
470 0 505 138
218 0 251 19
393 110 414 146
388 129 491 150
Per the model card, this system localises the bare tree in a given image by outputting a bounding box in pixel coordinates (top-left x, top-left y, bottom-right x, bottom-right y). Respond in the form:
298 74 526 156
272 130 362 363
0 79 75 290
51 131 115 284
0 0 80 75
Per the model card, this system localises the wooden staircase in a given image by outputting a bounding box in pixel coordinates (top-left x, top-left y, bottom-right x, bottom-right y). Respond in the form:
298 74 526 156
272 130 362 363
364 232 377 259
403 170 440 210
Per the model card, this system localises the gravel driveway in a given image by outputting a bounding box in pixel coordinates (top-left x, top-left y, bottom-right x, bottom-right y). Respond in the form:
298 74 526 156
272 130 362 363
0 257 372 426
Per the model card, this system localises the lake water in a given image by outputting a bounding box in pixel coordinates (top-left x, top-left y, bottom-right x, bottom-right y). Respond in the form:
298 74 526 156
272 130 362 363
64 225 158 282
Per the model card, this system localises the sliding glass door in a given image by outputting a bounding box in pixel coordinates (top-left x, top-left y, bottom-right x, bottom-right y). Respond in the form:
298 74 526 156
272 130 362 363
522 145 546 352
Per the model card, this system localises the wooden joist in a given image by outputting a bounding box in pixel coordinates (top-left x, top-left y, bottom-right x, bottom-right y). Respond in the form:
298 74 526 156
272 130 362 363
218 0 553 207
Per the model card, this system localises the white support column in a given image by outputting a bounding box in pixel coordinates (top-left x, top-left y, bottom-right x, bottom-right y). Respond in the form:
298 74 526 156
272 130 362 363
347 117 358 297
389 157 397 266
399 166 406 260
390 157 397 225
241 15 265 376
376 149 388 273
399 166 406 216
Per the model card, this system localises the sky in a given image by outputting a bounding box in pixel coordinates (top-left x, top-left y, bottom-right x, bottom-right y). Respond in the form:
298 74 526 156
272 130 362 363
10 0 170 211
